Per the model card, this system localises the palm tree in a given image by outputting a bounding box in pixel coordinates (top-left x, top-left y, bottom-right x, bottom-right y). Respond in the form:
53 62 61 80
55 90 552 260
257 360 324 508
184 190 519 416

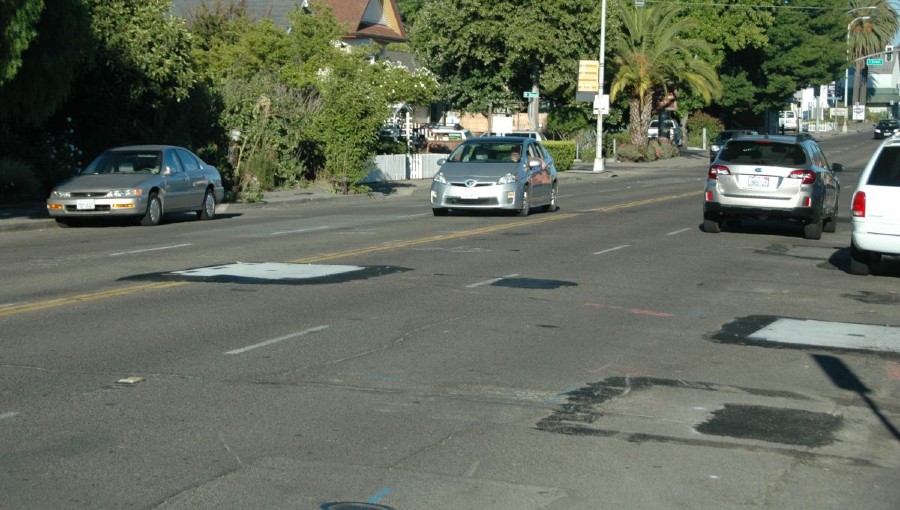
609 4 722 146
847 0 899 108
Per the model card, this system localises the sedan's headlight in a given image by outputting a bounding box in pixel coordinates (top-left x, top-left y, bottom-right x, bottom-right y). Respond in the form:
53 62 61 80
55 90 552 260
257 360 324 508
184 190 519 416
433 172 447 184
498 173 519 184
106 188 142 198
51 190 71 198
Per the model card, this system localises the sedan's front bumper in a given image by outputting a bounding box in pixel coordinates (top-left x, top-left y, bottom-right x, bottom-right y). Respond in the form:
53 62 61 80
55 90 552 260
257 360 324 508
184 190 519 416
47 196 148 217
431 181 522 210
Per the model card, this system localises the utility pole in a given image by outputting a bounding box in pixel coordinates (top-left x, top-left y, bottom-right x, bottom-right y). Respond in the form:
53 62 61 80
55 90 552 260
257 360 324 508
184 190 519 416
592 0 608 172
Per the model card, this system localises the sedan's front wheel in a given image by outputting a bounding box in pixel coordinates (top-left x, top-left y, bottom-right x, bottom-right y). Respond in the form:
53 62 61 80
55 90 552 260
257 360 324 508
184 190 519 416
542 182 558 213
140 192 162 226
517 186 530 217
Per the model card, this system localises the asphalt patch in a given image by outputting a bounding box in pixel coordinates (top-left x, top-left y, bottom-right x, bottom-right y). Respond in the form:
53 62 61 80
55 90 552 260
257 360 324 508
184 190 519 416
695 403 842 447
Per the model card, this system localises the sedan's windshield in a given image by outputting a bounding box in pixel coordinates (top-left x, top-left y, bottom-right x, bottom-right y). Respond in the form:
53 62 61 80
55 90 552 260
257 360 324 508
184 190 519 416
720 141 807 166
447 142 525 163
81 151 162 175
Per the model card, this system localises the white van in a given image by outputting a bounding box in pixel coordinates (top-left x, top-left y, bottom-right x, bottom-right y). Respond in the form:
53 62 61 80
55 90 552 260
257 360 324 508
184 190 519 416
778 111 798 133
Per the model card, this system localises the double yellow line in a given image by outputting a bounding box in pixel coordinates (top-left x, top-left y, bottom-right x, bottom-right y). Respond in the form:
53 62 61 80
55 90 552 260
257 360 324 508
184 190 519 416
1 191 700 318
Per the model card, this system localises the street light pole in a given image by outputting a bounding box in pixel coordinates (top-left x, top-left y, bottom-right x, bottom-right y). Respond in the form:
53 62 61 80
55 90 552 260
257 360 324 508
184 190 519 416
592 0 608 172
845 10 876 133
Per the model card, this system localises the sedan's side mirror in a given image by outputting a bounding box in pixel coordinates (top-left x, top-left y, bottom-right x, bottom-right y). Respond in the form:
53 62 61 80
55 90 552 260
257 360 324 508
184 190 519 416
832 163 844 172
162 166 173 176
528 159 542 170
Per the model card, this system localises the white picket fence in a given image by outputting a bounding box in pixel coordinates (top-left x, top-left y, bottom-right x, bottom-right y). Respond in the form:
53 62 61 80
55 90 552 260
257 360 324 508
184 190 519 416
361 153 445 183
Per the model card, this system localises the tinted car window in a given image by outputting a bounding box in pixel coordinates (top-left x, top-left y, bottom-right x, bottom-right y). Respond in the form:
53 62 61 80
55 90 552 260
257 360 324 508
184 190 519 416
867 146 900 187
720 141 806 166
164 150 183 174
175 148 200 172
448 142 523 163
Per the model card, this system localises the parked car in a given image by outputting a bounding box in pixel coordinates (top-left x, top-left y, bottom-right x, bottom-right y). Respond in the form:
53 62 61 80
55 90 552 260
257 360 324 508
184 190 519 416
480 131 547 141
430 137 558 217
648 119 683 146
47 145 225 227
703 134 842 239
873 118 900 139
849 136 900 275
778 110 798 133
709 129 758 161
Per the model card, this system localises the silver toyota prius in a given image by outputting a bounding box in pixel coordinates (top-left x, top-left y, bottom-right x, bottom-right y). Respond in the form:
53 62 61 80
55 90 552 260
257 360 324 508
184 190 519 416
429 137 558 217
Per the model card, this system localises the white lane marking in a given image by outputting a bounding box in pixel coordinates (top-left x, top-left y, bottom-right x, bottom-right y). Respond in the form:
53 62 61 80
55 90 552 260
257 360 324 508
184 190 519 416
466 274 520 288
0 412 19 420
749 319 900 354
396 213 430 219
174 262 363 280
270 226 329 236
593 245 630 255
667 228 691 236
225 325 330 355
110 244 192 257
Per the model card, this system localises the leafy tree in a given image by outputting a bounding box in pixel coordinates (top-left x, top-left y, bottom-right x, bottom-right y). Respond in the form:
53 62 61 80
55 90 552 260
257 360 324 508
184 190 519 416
0 0 45 86
608 3 722 145
0 0 91 127
409 0 605 116
311 53 389 192
847 0 899 107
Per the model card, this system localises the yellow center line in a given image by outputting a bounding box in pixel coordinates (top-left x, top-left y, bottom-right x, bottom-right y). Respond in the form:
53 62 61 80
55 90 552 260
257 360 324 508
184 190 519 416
0 282 188 318
2 190 701 316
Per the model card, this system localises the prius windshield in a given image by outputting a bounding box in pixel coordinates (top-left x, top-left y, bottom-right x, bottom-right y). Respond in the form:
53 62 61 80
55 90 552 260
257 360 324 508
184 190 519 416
447 142 525 163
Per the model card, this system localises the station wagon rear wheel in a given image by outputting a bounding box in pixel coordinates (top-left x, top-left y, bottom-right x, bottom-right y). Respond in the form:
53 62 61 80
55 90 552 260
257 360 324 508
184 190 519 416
702 218 721 233
803 218 822 240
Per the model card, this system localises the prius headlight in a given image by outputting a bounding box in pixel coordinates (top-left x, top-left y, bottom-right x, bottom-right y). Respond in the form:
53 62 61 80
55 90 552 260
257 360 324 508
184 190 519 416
106 188 142 198
433 172 447 184
498 173 518 184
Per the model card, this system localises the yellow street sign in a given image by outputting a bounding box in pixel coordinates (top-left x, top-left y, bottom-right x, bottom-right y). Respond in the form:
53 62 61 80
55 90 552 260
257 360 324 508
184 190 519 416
578 60 600 92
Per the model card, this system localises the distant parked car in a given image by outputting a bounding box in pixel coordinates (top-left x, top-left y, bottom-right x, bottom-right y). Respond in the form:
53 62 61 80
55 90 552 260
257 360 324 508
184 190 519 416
873 118 900 139
648 119 683 146
704 134 842 239
47 145 225 227
849 136 900 275
430 136 558 217
709 129 758 161
480 131 547 141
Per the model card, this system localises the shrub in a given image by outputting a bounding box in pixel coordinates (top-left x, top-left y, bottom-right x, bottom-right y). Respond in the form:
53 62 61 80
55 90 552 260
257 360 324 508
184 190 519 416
687 112 724 148
0 157 43 203
544 140 576 172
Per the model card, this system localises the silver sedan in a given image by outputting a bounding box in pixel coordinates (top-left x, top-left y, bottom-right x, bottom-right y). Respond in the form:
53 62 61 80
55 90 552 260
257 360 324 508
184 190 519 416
47 145 225 226
430 137 558 217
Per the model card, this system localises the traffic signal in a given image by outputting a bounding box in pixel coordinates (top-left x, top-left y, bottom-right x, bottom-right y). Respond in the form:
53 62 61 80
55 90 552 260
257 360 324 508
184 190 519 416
887 45 894 62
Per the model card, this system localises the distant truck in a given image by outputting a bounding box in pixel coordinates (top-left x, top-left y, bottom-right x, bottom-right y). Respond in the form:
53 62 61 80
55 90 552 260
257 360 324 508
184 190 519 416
778 110 798 133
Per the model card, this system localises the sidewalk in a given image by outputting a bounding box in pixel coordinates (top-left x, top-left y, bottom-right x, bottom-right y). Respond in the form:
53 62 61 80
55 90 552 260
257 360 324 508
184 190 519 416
0 149 708 233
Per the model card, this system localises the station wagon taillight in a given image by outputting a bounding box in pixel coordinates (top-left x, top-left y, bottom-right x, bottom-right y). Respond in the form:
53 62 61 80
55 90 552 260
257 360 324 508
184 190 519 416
708 165 730 179
788 169 816 184
852 191 866 217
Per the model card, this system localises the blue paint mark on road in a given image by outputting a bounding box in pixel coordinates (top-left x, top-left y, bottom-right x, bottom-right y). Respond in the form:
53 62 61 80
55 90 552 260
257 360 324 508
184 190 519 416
368 487 393 504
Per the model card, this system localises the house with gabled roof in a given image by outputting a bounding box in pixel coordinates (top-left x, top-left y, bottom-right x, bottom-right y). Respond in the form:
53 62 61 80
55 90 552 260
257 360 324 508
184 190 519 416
171 0 407 52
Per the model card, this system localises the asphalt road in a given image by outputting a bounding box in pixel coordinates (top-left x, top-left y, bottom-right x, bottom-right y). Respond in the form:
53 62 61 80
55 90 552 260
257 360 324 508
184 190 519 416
1 129 898 509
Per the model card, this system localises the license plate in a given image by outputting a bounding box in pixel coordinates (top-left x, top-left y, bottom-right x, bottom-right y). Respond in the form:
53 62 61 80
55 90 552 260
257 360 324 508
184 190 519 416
748 176 770 188
461 191 479 200
76 199 95 210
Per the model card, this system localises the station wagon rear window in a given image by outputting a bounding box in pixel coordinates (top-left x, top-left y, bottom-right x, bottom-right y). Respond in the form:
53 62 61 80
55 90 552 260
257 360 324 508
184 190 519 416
719 141 807 166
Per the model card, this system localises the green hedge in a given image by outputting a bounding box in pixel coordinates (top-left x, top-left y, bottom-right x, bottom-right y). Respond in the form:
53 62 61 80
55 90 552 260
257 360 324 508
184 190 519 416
544 140 576 172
